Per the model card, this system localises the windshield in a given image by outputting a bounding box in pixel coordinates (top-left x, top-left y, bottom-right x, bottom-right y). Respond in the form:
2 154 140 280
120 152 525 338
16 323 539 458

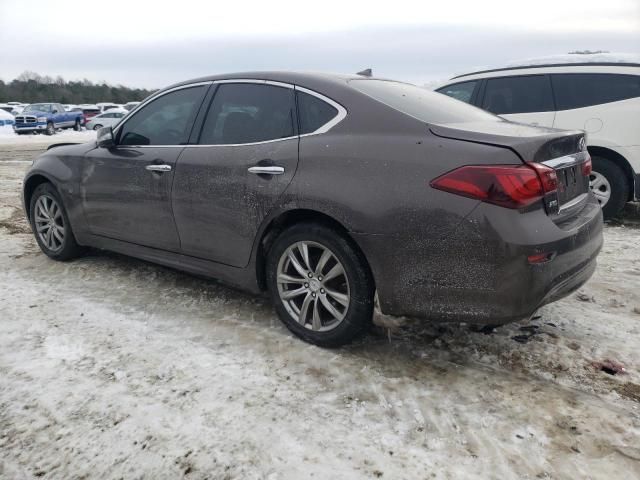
23 104 52 113
348 79 499 124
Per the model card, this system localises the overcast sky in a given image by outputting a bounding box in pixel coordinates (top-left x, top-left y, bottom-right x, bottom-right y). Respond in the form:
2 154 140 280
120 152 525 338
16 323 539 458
1 0 638 88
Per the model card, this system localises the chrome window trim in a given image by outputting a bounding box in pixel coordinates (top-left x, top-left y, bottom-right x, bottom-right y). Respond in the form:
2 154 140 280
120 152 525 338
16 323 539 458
112 79 347 148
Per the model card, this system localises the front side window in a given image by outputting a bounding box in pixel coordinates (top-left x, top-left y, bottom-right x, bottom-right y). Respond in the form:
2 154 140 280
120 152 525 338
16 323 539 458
296 91 338 134
118 86 206 145
199 83 295 145
481 75 554 115
437 81 478 104
552 74 640 110
349 79 498 124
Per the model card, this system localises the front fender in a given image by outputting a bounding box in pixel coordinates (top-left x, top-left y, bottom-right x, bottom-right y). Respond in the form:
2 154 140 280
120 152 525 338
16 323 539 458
23 143 96 239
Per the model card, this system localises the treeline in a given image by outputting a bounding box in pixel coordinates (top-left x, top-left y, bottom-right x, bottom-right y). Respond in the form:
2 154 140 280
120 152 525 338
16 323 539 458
0 71 156 104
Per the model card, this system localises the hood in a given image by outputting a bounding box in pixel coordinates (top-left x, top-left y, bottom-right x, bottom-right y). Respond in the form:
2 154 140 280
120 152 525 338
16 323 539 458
429 120 586 162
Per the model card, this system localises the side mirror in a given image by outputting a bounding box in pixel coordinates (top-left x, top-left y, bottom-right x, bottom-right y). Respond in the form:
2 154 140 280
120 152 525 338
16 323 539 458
97 126 115 148
52 109 58 114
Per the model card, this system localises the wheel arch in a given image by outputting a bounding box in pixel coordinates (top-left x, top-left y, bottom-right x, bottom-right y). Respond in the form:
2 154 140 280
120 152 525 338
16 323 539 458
588 145 636 201
23 174 55 221
254 208 375 292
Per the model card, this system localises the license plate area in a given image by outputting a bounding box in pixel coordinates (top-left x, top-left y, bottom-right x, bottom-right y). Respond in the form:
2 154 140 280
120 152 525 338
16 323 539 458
556 164 589 206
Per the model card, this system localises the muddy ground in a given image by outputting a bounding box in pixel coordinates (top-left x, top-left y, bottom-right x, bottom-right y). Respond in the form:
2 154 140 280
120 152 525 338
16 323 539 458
1 137 639 479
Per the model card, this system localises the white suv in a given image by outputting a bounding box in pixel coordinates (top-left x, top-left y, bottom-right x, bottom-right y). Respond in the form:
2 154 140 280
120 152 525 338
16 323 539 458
436 61 640 219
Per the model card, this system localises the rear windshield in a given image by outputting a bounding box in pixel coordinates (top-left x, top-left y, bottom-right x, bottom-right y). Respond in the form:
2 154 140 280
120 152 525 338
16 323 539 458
349 79 499 124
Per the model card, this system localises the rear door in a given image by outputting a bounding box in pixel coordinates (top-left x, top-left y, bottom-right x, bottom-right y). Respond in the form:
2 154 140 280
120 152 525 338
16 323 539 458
172 81 299 267
480 75 556 127
80 84 208 251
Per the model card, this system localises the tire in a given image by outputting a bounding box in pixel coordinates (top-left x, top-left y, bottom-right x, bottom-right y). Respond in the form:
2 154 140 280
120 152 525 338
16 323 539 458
45 122 55 136
93 124 102 131
29 183 83 261
266 222 374 347
590 155 629 220
73 119 81 131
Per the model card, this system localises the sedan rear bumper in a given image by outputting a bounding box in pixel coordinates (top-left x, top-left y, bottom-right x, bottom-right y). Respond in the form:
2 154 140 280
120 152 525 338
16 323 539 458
353 195 603 325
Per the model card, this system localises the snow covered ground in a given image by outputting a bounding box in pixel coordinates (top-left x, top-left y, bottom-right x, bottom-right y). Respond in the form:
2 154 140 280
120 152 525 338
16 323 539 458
0 128 96 145
1 140 639 479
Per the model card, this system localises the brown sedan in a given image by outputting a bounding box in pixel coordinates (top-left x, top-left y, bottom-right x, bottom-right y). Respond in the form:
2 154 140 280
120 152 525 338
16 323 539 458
23 72 603 346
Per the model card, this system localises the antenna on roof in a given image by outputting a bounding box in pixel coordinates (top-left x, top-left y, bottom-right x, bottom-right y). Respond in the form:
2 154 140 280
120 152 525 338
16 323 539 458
356 68 373 77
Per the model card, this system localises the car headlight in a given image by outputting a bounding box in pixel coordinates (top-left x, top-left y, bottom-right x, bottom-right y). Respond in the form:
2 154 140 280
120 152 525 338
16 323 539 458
37 117 47 123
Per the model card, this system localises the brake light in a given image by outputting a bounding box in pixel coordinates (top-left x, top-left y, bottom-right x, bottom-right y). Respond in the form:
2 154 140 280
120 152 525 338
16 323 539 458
528 162 558 193
582 157 592 176
430 164 556 209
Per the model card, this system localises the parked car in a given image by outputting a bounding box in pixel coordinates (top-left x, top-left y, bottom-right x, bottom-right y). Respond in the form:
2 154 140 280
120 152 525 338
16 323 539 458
96 103 121 113
123 101 141 111
0 104 14 113
22 72 603 347
70 105 101 125
0 108 15 127
435 60 640 219
15 103 84 135
11 104 27 115
85 108 128 130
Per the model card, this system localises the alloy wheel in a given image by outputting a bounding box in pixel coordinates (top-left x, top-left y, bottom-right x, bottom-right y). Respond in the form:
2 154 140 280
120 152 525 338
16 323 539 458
34 195 65 252
589 171 611 207
276 241 350 332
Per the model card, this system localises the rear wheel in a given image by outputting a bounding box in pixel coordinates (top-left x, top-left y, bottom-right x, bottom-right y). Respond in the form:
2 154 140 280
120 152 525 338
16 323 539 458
590 156 628 220
29 183 83 261
266 223 374 347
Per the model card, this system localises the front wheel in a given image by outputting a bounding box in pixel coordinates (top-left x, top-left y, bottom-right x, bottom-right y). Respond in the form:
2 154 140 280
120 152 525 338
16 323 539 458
266 223 374 347
45 122 55 136
29 183 83 261
590 156 629 220
93 124 102 131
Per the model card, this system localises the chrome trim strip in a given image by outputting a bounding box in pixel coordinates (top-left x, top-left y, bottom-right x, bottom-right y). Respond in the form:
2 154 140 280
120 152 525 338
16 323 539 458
214 78 295 89
111 78 348 149
558 192 588 213
542 151 589 170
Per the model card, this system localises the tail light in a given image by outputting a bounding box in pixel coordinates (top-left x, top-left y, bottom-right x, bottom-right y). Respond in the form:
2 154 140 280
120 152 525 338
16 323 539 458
581 156 592 176
430 163 558 209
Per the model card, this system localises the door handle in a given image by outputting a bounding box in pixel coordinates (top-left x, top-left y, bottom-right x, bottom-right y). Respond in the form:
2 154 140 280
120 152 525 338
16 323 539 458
145 164 172 173
248 166 285 175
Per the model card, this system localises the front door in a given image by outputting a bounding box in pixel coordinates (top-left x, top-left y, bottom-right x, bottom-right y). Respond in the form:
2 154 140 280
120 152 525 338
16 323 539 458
80 84 209 251
172 82 299 267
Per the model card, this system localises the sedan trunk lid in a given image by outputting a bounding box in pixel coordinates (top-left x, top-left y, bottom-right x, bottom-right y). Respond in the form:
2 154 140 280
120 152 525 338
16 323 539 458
429 120 591 221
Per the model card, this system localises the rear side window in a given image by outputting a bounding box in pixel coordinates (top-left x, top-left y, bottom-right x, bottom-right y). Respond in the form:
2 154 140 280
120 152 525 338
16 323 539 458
482 75 554 114
296 91 338 134
199 84 295 145
436 80 478 104
349 79 498 124
118 86 205 146
551 74 640 110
